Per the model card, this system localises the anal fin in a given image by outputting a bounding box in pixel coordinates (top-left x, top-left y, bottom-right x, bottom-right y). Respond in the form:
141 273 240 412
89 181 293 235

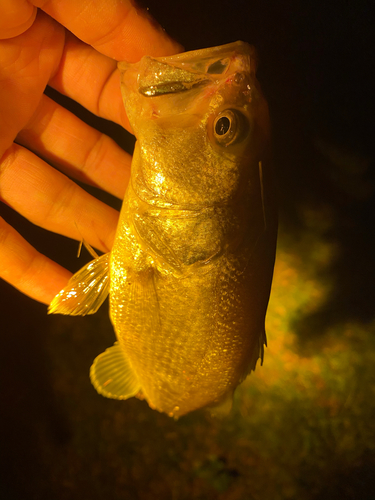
90 342 141 400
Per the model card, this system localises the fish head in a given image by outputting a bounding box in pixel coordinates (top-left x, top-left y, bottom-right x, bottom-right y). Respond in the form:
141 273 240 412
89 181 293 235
119 41 270 207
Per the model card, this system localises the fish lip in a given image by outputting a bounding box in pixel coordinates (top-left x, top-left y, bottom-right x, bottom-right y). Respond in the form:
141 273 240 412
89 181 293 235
151 40 256 69
118 41 257 101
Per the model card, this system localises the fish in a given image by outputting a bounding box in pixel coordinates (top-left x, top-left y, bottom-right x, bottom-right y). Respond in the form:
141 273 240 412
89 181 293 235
49 41 277 419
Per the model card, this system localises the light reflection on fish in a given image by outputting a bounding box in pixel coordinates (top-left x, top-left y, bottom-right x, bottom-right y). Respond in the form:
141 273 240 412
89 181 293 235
49 41 277 418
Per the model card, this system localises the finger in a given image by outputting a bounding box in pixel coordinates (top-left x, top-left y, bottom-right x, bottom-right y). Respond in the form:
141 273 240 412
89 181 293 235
0 215 72 304
0 10 64 155
0 144 119 253
17 94 131 200
33 0 182 61
0 0 37 39
48 32 129 128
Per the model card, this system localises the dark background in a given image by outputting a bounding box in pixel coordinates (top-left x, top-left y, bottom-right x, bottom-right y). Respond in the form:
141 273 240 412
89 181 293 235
1 1 374 499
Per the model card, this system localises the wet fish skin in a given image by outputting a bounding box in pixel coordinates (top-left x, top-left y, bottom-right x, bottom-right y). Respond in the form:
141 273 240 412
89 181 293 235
49 41 277 418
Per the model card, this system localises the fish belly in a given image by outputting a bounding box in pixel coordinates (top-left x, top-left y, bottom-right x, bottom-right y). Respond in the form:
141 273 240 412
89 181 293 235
110 209 260 417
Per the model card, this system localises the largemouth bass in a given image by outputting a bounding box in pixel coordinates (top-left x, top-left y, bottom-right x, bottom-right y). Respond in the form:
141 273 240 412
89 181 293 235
49 41 277 418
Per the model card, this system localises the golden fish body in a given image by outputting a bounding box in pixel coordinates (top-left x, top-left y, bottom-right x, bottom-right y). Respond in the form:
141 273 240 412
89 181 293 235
49 42 277 418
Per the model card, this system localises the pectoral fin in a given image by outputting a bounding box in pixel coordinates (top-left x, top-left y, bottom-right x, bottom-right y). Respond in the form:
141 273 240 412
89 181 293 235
48 252 110 316
90 342 141 400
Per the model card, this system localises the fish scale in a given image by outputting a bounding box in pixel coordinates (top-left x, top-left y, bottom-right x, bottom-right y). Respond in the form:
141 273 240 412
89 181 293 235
49 41 277 418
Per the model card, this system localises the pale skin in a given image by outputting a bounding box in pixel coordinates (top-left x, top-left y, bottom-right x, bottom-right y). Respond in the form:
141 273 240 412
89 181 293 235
0 0 182 305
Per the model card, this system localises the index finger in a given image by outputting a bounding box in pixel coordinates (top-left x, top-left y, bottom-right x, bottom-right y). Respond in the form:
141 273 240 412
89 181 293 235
33 0 182 61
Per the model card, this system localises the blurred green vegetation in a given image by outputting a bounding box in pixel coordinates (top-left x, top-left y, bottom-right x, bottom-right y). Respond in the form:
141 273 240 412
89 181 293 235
17 217 372 500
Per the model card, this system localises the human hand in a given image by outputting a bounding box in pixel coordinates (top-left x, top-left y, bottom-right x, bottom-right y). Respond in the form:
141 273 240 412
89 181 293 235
0 0 182 305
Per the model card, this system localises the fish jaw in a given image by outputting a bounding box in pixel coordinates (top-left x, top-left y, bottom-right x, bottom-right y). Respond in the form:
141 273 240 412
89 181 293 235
118 41 261 141
118 42 270 210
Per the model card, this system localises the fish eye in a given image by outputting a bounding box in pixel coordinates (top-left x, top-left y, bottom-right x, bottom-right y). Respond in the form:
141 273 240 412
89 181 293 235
215 116 231 136
213 109 248 146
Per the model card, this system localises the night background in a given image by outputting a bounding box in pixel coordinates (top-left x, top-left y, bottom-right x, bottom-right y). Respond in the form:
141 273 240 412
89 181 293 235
1 0 374 499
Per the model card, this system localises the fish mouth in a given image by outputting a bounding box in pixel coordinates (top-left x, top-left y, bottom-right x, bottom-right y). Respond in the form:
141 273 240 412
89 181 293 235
140 40 257 76
119 41 257 101
139 78 210 97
